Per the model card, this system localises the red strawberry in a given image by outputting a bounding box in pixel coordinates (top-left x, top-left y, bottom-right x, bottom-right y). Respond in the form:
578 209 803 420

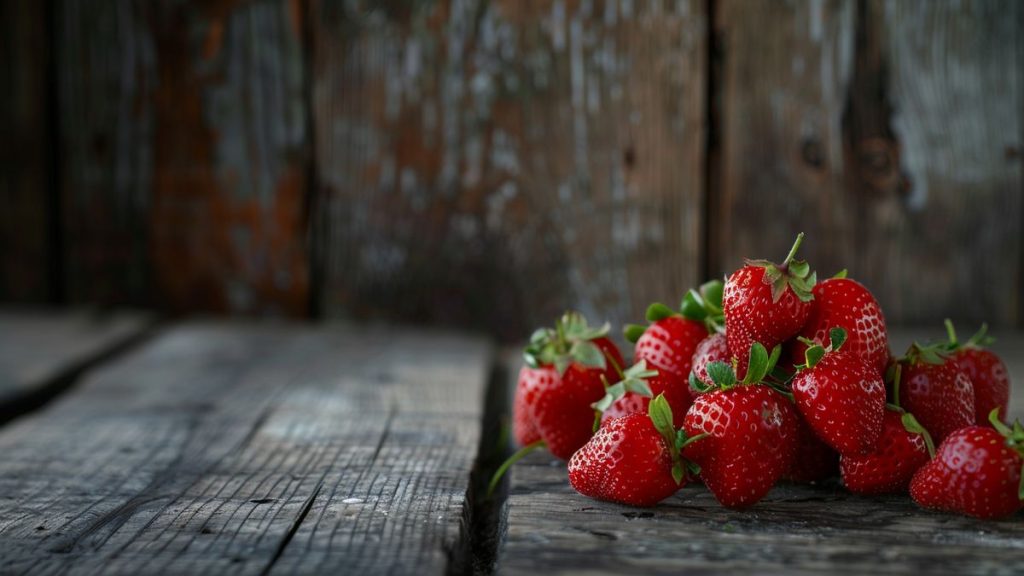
690 332 730 392
789 275 889 376
597 362 691 428
910 415 1024 519
682 343 800 508
787 416 839 483
519 312 624 460
791 328 886 456
896 342 974 445
944 320 1011 424
841 408 933 495
513 366 544 445
570 395 703 507
622 282 725 402
723 233 816 378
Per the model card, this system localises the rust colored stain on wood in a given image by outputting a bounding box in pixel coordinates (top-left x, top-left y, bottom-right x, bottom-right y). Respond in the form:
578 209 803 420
148 0 310 315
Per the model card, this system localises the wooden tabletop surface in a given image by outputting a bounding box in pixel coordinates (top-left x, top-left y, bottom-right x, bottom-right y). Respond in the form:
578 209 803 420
0 311 1021 575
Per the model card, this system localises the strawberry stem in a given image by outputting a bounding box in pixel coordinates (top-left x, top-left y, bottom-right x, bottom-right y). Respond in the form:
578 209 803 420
944 318 958 346
487 440 546 499
781 232 805 268
901 412 935 458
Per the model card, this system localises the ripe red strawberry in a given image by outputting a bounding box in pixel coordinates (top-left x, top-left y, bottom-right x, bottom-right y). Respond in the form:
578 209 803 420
944 320 1011 424
513 366 544 445
723 233 816 378
786 416 839 483
519 312 624 460
689 332 730 392
841 407 933 495
910 415 1024 519
570 395 704 507
789 275 889 376
597 362 691 428
896 342 974 445
790 328 886 456
682 343 800 508
622 281 725 404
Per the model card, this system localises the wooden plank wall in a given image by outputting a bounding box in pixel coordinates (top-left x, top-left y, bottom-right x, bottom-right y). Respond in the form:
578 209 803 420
1 0 1021 337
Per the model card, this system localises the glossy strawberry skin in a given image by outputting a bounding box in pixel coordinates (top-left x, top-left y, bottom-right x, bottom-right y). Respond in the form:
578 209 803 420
898 359 974 445
601 372 692 429
683 385 799 508
635 317 708 380
569 412 683 507
789 278 889 376
910 426 1023 519
791 351 886 456
787 416 839 483
526 337 624 460
690 333 730 392
951 347 1010 424
723 266 811 378
513 367 545 445
841 410 930 495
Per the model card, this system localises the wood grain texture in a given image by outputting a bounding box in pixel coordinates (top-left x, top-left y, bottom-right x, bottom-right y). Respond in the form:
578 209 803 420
0 0 52 302
57 0 310 316
0 309 151 422
856 0 1023 326
711 0 857 280
0 322 491 575
312 0 706 340
498 335 1024 576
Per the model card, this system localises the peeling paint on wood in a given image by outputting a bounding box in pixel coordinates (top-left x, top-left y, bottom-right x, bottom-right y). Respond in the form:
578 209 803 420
313 0 706 340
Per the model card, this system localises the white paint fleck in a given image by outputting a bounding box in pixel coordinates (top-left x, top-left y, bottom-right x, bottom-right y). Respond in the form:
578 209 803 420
342 498 364 505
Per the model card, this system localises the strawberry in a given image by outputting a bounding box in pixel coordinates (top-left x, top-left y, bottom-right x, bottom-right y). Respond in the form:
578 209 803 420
910 412 1024 519
519 312 624 460
841 407 933 495
621 281 725 405
943 320 1011 424
689 332 730 392
790 328 886 456
682 343 800 508
513 366 544 445
595 361 691 428
788 274 889 376
786 416 839 483
723 233 816 378
896 342 974 445
569 395 704 507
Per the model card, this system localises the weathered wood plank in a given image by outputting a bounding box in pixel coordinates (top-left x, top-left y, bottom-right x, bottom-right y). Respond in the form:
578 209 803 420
711 0 1023 328
498 333 1024 575
312 0 706 339
710 0 857 281
0 0 52 303
57 0 310 315
0 309 151 422
855 0 1023 326
0 322 491 575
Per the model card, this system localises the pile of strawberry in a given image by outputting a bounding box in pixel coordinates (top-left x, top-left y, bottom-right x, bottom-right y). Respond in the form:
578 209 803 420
505 234 1021 519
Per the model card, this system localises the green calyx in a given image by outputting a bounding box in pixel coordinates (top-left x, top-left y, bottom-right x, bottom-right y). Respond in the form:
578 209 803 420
624 280 725 344
944 318 996 352
704 342 782 391
902 341 950 367
591 361 659 430
524 311 611 375
800 327 848 369
988 409 1024 501
648 394 706 485
745 232 816 303
899 410 936 459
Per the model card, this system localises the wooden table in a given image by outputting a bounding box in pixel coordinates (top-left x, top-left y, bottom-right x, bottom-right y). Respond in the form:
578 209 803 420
0 312 1021 575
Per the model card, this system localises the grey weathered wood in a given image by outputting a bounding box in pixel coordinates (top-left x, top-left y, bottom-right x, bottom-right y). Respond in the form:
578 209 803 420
312 0 706 339
0 322 492 575
498 332 1024 575
0 309 151 421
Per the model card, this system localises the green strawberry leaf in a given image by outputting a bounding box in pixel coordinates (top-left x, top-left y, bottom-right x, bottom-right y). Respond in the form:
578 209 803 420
571 340 607 370
672 462 685 485
689 371 711 393
706 362 737 388
789 260 810 278
804 345 826 369
832 268 848 279
680 290 708 321
700 280 724 312
624 323 647 344
623 378 654 397
743 342 770 384
648 394 675 438
646 302 677 322
829 327 847 351
901 412 936 458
